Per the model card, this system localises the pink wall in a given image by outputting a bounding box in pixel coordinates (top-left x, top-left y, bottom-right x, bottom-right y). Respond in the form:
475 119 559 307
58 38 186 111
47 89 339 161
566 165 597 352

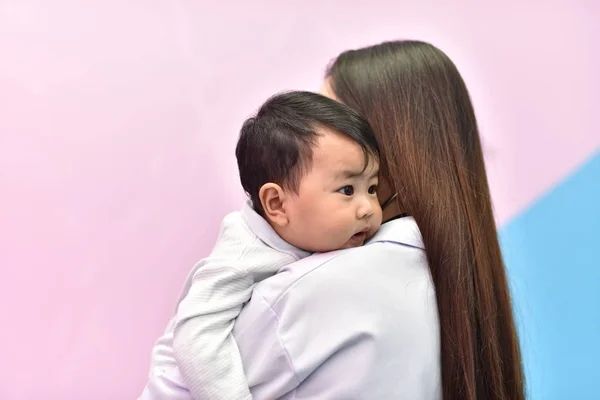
1 1 598 398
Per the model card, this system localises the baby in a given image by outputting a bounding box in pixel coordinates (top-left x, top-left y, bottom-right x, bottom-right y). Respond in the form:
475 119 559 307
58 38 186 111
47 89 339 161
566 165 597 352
141 91 382 399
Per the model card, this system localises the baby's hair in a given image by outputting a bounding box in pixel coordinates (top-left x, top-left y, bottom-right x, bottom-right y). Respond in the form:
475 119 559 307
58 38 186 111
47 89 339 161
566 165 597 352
235 90 379 216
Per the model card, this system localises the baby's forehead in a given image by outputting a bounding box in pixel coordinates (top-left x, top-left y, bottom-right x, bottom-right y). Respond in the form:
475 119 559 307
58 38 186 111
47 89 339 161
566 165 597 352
313 148 379 177
306 128 379 179
312 129 376 158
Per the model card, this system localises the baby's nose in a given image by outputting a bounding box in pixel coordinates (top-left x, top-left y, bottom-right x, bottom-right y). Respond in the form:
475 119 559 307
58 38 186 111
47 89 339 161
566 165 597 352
357 199 374 219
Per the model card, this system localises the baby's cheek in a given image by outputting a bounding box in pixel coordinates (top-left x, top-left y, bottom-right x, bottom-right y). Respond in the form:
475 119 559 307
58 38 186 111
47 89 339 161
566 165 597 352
375 208 384 226
368 212 383 239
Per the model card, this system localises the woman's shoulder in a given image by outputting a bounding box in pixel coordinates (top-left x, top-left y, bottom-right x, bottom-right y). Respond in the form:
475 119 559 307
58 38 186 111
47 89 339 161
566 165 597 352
254 217 431 309
236 219 440 400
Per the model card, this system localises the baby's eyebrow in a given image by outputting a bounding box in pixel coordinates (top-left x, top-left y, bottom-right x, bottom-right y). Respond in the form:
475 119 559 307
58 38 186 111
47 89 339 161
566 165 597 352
335 169 364 180
334 167 379 180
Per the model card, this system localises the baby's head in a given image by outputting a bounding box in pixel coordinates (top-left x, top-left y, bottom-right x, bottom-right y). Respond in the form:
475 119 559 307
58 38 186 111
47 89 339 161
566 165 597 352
236 91 382 252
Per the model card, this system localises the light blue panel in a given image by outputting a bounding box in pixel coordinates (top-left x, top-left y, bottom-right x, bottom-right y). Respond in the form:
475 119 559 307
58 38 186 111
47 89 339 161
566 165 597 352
500 151 600 400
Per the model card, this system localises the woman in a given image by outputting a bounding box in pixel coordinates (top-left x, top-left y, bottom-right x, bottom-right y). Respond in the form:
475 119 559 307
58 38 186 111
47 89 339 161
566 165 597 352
233 40 525 400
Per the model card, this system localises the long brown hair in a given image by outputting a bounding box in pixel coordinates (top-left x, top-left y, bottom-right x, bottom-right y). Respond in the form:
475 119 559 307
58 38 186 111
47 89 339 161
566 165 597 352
327 40 525 400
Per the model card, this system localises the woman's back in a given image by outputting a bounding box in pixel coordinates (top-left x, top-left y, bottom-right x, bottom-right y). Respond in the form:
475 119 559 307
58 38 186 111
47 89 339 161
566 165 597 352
234 217 441 399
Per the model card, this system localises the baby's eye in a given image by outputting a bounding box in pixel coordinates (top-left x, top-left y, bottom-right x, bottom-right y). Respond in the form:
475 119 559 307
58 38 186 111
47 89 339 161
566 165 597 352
368 184 378 194
338 185 354 196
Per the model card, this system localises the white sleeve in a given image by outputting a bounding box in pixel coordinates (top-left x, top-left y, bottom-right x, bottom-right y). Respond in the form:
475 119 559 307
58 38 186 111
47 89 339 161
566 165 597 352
173 264 254 400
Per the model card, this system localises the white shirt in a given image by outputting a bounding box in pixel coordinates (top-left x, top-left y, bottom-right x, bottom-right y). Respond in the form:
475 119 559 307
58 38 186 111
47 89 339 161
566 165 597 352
141 206 441 399
140 201 309 400
234 216 442 399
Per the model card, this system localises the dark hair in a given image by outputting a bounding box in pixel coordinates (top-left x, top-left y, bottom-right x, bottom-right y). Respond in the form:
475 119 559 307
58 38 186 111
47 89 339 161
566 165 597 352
327 41 525 400
235 90 379 216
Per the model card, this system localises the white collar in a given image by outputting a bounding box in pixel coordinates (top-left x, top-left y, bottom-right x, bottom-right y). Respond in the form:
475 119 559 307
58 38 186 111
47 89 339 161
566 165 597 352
240 200 311 261
368 216 425 249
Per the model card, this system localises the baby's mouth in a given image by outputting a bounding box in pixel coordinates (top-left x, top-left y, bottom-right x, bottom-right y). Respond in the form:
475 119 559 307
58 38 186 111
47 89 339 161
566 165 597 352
349 229 368 245
352 232 366 241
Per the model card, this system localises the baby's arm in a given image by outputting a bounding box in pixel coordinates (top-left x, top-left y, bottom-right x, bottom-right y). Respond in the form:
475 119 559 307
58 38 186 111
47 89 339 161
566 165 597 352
173 264 254 400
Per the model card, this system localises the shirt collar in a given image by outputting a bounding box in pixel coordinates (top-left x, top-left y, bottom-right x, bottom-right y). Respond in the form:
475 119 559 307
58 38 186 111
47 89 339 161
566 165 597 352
368 216 425 249
240 200 311 261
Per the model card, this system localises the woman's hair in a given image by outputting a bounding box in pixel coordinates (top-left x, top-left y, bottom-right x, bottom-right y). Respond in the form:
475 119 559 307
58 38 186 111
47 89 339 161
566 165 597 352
327 40 525 400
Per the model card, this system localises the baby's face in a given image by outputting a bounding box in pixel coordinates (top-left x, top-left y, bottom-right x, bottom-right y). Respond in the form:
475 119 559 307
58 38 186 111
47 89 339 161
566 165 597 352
282 129 382 253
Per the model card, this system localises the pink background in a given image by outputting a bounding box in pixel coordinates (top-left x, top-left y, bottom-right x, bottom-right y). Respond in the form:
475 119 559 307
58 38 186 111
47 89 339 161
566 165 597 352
1 1 598 398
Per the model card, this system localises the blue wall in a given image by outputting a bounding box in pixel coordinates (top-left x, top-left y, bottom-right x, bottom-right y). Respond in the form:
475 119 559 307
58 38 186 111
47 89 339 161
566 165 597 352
500 151 600 399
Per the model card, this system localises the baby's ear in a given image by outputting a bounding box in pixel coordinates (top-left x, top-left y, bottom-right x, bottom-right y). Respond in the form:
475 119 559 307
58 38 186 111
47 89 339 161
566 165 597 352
259 183 289 227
